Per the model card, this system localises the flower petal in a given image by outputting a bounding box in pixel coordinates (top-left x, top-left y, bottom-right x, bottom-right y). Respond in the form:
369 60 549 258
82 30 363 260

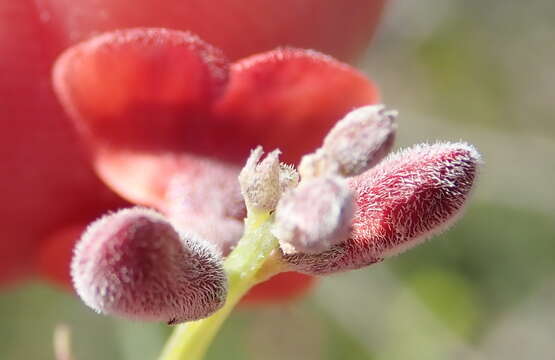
241 272 316 305
53 28 229 153
53 28 230 205
0 1 125 285
36 0 386 61
214 48 379 164
38 225 85 290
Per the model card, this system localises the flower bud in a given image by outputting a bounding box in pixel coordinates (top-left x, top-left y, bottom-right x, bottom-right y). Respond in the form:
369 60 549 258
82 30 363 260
284 142 481 274
238 147 282 212
323 104 396 176
273 177 355 255
298 105 396 179
71 207 227 324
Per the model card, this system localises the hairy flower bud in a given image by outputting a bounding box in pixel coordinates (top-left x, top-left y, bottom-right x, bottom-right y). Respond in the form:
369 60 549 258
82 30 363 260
71 207 227 324
238 147 282 212
323 104 396 176
284 142 481 274
299 105 396 179
273 177 355 255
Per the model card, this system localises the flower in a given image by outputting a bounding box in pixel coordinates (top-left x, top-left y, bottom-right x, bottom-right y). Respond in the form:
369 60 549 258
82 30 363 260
69 101 481 323
0 0 385 301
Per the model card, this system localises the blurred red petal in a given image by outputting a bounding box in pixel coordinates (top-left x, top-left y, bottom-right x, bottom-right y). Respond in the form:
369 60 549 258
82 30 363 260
53 28 229 152
36 0 386 61
53 28 230 205
241 272 316 305
0 1 125 285
37 225 85 290
214 48 379 164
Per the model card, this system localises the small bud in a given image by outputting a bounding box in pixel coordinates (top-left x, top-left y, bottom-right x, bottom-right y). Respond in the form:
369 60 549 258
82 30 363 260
284 142 481 274
298 105 396 179
297 149 336 180
323 105 396 177
238 146 282 211
273 177 355 255
71 207 227 324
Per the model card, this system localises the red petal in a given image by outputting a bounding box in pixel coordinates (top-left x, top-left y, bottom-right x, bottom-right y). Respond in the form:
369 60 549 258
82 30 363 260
0 1 125 286
241 272 316 305
53 28 230 205
53 28 229 152
213 48 379 164
37 225 85 290
37 0 386 61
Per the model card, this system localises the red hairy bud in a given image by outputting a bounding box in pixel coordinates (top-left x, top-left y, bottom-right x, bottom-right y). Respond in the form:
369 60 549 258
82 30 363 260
284 142 481 274
71 207 227 324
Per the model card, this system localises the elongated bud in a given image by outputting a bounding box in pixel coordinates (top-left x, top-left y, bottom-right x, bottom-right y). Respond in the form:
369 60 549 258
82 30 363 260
273 177 355 255
284 142 481 274
324 105 396 176
299 105 396 179
71 207 227 324
238 147 282 212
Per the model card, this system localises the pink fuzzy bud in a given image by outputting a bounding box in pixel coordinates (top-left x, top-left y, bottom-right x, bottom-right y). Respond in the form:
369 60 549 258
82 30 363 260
284 142 481 274
71 207 227 324
299 105 396 179
272 176 355 255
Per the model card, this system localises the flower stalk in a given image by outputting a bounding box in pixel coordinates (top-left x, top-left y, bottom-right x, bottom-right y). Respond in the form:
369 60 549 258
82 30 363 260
158 209 284 360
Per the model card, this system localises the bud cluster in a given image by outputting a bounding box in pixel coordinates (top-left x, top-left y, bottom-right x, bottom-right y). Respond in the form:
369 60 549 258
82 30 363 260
272 105 398 262
70 104 481 325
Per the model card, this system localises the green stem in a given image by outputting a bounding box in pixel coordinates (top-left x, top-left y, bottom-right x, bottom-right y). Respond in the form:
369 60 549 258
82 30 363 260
158 210 283 360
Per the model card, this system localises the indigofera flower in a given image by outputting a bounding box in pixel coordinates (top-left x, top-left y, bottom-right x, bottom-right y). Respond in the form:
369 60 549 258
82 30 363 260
72 207 227 324
51 27 379 305
53 29 482 327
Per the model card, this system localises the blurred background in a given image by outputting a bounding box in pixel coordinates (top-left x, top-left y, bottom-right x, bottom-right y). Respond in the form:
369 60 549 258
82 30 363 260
1 0 554 359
